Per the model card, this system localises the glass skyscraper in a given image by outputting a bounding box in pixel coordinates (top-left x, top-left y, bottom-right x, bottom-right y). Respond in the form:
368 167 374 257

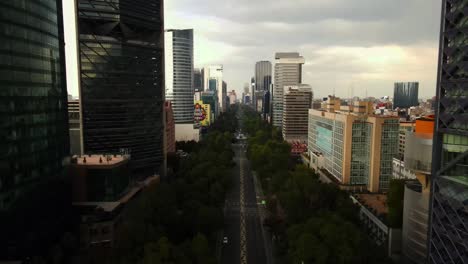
393 82 419 109
0 0 69 210
78 0 165 178
429 1 468 263
0 0 70 258
165 29 194 124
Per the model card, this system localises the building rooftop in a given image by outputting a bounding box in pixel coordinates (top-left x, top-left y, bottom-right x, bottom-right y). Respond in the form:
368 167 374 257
355 194 388 215
71 154 130 167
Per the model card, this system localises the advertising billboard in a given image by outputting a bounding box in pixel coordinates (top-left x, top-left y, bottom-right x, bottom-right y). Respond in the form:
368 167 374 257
194 101 210 128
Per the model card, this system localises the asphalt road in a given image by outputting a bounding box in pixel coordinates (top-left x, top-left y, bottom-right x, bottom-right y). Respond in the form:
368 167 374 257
220 139 268 264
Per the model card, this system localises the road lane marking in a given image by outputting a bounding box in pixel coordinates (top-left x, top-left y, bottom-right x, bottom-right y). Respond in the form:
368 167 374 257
240 157 247 264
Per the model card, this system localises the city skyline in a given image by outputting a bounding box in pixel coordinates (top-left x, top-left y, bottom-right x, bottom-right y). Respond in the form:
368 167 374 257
64 0 440 99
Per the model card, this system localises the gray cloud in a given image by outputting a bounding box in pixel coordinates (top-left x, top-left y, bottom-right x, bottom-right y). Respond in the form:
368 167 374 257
166 0 441 98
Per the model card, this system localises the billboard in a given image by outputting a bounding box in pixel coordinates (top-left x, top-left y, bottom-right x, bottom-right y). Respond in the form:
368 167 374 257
194 101 210 128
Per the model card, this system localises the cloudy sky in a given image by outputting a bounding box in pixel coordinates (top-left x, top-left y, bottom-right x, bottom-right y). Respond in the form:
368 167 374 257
65 0 441 99
165 0 441 99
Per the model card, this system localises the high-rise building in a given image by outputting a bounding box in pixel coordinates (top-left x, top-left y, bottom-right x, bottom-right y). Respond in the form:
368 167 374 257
165 101 176 153
165 29 194 124
254 61 272 112
222 81 228 111
78 0 165 178
194 68 203 92
255 61 273 92
398 121 416 160
394 82 419 109
428 1 468 263
203 65 223 114
282 85 313 142
273 52 305 127
68 99 82 155
229 90 237 105
0 0 71 258
308 98 399 192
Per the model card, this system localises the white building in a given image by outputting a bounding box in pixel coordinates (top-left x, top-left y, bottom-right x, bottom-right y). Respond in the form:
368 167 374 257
272 52 305 127
203 65 224 114
164 29 194 124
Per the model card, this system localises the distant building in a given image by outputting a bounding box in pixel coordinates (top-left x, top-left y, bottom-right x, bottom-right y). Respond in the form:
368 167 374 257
255 61 272 112
78 0 165 178
273 52 305 127
229 90 237 105
222 81 228 111
308 98 399 192
282 85 313 142
68 100 82 155
393 82 419 109
165 29 194 124
203 65 223 114
194 68 203 92
429 3 468 263
165 101 176 153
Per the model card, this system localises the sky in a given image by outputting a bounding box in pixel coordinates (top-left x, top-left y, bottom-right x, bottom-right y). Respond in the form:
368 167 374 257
64 0 441 99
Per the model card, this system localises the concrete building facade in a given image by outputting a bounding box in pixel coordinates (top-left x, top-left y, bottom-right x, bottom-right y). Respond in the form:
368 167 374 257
282 85 313 142
308 99 399 192
272 52 305 127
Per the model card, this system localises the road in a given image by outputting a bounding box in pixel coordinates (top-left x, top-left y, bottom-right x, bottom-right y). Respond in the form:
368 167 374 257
221 109 271 264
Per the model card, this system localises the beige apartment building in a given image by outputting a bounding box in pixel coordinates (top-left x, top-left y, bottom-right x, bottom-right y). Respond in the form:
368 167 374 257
282 85 313 142
308 97 399 192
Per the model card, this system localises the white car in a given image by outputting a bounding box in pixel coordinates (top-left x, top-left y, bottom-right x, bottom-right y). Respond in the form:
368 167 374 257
223 236 228 244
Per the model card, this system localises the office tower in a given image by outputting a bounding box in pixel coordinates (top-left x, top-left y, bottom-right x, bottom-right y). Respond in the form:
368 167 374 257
229 90 237 105
254 61 272 112
78 0 165 178
282 85 313 142
308 98 399 192
243 83 250 95
0 0 70 257
165 29 194 124
68 99 82 155
402 117 434 263
394 82 419 109
428 1 468 263
273 52 305 127
194 68 203 92
255 61 273 92
203 65 223 114
165 101 176 153
222 81 228 111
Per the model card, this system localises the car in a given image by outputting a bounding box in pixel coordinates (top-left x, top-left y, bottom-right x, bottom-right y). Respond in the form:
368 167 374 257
223 236 228 244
